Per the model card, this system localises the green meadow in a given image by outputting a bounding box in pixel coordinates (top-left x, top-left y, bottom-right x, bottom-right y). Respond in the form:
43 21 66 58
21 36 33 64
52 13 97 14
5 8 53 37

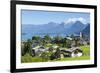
21 45 90 63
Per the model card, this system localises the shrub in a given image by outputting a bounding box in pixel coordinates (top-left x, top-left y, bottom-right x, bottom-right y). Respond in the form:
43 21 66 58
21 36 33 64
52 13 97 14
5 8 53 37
40 52 50 62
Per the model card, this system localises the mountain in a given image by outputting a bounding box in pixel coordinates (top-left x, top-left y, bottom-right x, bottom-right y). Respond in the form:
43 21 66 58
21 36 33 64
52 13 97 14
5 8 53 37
22 21 87 40
65 21 85 34
82 23 90 36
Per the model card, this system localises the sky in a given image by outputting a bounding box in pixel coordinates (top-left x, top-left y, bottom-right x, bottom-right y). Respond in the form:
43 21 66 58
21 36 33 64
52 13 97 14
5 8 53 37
21 10 90 25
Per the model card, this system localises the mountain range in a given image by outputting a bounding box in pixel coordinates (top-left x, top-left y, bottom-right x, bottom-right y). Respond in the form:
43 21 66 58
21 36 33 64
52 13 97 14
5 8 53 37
22 21 90 40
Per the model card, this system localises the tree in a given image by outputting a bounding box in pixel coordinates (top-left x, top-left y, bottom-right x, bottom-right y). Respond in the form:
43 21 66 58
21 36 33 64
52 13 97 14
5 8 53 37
21 42 25 56
48 47 53 52
43 35 51 43
40 52 49 62
70 34 75 39
32 36 42 45
55 48 61 59
44 35 51 41
54 35 62 45
62 38 67 47
62 38 72 48
22 39 32 56
32 36 40 40
66 39 72 48
74 37 80 47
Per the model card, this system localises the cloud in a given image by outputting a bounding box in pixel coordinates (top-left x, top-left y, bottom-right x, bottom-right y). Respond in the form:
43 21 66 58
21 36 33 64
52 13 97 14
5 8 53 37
65 17 87 24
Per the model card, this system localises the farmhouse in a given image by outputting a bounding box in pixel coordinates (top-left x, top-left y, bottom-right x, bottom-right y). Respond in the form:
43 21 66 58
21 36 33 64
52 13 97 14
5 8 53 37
32 46 48 56
61 47 83 58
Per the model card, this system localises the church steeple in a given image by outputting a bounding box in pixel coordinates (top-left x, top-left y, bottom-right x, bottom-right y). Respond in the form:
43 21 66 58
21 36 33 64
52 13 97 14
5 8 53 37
80 32 82 38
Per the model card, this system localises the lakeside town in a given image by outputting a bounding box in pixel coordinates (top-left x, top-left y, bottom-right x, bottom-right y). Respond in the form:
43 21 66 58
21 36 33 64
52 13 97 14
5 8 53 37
21 32 90 63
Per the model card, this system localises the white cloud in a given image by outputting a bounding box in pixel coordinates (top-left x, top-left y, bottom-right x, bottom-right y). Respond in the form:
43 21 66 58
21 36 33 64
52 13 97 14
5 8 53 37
65 17 87 24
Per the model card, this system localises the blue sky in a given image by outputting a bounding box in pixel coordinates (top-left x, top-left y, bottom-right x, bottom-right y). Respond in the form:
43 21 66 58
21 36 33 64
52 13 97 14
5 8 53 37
21 10 90 25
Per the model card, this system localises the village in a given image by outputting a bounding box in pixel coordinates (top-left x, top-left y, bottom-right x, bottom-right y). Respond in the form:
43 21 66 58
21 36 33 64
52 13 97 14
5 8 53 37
21 32 90 63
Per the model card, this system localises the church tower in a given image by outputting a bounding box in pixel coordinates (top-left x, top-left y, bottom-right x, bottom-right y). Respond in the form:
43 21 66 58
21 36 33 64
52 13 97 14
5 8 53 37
80 32 83 38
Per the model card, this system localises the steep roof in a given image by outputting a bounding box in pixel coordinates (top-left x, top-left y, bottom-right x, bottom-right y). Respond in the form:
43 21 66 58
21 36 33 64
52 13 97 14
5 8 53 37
61 47 82 53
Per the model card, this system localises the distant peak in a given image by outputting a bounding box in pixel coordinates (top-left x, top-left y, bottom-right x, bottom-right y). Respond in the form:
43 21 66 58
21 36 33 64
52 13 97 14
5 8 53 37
60 22 65 25
75 21 83 24
48 22 56 24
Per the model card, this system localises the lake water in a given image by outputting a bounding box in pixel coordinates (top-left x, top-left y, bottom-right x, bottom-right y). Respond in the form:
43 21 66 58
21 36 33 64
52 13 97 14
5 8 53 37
22 32 67 41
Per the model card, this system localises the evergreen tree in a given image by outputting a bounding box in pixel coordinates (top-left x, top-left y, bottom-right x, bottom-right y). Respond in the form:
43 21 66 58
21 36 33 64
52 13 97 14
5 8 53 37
22 39 32 56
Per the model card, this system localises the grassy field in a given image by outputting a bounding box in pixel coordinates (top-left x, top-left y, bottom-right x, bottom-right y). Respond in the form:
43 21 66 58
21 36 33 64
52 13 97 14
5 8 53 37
80 45 90 56
58 56 90 61
21 45 90 63
21 54 43 63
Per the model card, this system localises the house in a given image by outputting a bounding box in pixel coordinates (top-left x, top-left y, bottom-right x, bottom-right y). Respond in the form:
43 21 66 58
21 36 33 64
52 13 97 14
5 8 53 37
66 36 73 40
61 47 83 58
32 46 48 56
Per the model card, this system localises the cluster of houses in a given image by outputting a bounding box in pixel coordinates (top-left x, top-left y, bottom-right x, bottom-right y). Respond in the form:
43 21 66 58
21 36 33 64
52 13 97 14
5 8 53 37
30 32 89 60
32 45 83 60
66 32 89 46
